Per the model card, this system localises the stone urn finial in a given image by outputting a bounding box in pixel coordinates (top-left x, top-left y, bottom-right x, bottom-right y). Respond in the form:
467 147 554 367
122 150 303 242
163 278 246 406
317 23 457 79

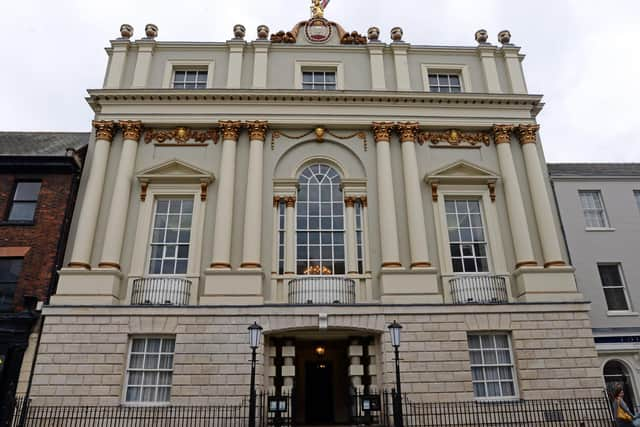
498 30 512 45
257 25 270 40
119 24 133 39
475 29 488 44
390 26 403 42
145 24 158 39
367 26 380 42
233 24 246 40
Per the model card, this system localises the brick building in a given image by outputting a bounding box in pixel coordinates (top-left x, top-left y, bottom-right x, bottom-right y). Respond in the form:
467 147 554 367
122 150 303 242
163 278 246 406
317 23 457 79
0 132 86 416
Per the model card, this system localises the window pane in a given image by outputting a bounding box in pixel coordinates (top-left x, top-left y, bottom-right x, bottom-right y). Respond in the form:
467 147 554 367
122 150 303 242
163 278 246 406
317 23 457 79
8 202 36 221
126 337 175 403
14 182 41 201
149 199 192 275
604 288 629 311
468 334 516 399
296 164 346 275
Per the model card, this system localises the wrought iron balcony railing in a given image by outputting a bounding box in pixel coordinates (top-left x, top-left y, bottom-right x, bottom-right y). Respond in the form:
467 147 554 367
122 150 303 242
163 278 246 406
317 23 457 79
450 274 508 304
131 277 192 306
288 276 356 305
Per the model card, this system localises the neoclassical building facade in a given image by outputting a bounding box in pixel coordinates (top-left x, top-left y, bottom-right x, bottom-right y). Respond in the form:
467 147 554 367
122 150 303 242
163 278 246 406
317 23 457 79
30 6 603 422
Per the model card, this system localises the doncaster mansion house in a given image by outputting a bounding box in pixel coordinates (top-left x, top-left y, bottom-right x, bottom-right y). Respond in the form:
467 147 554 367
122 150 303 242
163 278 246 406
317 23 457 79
29 3 604 423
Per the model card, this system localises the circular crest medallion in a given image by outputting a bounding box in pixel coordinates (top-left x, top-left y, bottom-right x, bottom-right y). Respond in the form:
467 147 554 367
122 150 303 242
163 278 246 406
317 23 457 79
305 18 332 43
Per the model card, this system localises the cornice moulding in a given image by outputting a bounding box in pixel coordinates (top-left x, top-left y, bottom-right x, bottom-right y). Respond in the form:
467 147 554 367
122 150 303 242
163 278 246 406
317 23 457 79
87 89 543 108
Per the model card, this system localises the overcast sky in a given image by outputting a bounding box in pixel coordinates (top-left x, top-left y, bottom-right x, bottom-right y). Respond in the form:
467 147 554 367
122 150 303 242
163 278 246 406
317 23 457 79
1 0 638 162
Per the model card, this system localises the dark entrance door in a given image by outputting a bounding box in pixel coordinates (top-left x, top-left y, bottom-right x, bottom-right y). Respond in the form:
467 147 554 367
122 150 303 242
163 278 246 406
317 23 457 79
305 361 334 424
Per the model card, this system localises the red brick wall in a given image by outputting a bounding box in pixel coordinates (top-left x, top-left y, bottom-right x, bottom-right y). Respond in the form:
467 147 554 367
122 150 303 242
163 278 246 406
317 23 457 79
0 173 76 311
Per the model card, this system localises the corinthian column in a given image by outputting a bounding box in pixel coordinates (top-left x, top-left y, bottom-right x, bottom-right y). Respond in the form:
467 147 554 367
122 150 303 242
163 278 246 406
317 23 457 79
492 125 537 268
517 124 566 267
397 122 431 269
99 121 143 269
210 121 242 269
372 122 401 268
241 121 268 269
68 121 115 269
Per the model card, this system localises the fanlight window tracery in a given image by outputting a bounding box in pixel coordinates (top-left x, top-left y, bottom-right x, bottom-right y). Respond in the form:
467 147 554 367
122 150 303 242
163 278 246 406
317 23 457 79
296 164 345 275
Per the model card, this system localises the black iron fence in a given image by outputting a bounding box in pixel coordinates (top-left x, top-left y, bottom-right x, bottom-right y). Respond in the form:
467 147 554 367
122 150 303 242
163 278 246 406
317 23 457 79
7 394 267 427
450 274 509 304
7 391 614 427
287 276 356 305
131 277 192 306
382 390 615 427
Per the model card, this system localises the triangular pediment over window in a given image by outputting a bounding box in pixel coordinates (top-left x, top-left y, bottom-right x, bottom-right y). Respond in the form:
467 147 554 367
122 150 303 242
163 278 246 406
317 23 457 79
136 159 215 184
425 160 498 185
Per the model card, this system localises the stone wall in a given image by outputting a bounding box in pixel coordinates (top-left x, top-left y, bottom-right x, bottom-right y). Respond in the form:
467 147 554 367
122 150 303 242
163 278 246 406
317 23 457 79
31 304 602 405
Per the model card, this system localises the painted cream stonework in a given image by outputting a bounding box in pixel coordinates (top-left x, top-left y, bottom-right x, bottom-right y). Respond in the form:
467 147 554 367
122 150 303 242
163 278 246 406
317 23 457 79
33 10 596 409
31 304 602 405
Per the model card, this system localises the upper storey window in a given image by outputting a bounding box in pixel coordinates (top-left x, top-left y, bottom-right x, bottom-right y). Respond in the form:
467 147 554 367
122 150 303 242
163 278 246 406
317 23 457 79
579 190 609 228
149 199 193 275
172 70 207 89
7 181 41 222
634 190 640 212
302 70 337 91
296 165 345 275
428 73 462 93
446 199 489 273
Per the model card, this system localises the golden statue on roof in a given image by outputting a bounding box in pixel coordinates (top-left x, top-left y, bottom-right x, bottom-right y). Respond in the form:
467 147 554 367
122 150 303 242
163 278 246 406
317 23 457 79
311 0 324 19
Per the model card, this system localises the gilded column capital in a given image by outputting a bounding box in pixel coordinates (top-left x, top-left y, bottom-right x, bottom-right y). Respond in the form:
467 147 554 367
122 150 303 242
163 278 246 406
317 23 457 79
492 124 515 145
517 124 540 145
273 195 282 207
396 122 420 143
344 196 356 208
219 120 243 141
92 120 116 142
118 120 144 141
246 120 269 142
285 196 296 208
371 122 395 143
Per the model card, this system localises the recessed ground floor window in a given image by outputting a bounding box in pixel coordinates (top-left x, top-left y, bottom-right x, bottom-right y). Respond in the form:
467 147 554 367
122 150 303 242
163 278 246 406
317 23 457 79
468 333 517 399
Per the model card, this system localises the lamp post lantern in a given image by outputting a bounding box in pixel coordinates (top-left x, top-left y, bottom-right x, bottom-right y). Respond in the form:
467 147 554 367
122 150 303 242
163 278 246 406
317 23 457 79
388 320 404 427
248 321 263 427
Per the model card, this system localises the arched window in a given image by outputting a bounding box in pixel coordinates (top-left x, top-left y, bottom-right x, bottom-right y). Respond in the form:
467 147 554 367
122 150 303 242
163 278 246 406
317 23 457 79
296 164 345 275
604 360 636 409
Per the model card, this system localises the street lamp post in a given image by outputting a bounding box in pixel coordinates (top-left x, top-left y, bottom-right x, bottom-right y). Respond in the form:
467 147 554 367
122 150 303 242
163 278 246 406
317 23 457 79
388 320 404 427
248 322 263 427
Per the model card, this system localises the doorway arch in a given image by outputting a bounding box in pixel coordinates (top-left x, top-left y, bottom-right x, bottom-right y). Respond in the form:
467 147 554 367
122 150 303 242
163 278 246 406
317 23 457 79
604 359 637 410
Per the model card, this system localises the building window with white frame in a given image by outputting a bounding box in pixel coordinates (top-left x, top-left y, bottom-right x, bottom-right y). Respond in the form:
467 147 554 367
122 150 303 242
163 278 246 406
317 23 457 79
277 200 286 275
125 337 175 404
634 190 640 212
579 190 609 228
446 199 489 273
172 70 207 89
468 334 517 399
149 199 193 275
296 164 345 275
428 73 462 93
598 264 630 311
355 200 364 274
302 70 337 90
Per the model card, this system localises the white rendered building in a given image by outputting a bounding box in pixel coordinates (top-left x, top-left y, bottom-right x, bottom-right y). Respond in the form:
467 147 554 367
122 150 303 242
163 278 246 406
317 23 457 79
30 4 604 422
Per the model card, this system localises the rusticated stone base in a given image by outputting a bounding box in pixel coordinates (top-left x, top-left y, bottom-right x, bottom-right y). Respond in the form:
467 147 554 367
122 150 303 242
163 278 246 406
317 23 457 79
30 303 603 406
